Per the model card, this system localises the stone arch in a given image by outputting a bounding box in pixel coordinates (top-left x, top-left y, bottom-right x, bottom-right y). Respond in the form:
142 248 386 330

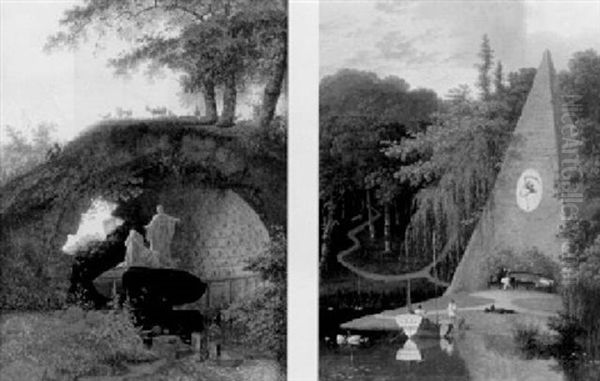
0 121 285 309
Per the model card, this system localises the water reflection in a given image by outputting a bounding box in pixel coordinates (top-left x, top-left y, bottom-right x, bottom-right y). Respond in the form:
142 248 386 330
320 332 470 380
396 337 454 362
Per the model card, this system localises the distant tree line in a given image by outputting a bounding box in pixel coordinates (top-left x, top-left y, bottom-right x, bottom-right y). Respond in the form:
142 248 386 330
319 35 536 280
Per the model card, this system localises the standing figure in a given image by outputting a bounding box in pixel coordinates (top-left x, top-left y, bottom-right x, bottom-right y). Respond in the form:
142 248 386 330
447 299 458 327
414 304 426 317
145 205 180 266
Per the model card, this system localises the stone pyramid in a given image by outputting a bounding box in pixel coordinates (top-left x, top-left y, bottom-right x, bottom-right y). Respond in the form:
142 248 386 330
447 50 567 293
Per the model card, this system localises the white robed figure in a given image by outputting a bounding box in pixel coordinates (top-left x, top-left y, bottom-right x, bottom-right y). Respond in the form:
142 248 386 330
121 229 160 268
145 205 180 266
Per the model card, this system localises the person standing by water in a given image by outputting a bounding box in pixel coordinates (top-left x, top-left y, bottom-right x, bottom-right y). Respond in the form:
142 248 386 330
414 304 426 317
447 299 457 325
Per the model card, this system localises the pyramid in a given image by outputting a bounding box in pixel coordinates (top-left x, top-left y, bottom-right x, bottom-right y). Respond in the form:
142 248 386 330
447 50 572 293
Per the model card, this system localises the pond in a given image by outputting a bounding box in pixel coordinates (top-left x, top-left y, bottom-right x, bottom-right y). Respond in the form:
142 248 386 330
319 307 570 381
320 331 469 381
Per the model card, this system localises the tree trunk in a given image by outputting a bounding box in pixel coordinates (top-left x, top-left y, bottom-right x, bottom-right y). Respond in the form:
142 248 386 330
366 190 375 240
217 73 236 127
198 79 217 125
259 45 286 128
320 201 337 274
384 203 391 253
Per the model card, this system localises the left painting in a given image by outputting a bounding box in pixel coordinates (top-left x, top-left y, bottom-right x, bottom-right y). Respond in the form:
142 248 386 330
0 1 287 380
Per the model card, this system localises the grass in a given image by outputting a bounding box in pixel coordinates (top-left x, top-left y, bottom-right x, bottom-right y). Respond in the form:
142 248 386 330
0 307 156 380
512 297 564 313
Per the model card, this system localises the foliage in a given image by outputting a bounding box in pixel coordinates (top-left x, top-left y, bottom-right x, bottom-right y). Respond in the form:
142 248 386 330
512 322 545 359
476 34 494 100
559 49 600 123
385 98 514 279
45 0 287 126
555 49 600 358
0 123 60 185
319 69 439 271
382 38 535 283
1 120 285 311
484 248 561 283
224 226 286 362
0 307 155 380
493 61 505 97
241 116 287 161
0 232 72 311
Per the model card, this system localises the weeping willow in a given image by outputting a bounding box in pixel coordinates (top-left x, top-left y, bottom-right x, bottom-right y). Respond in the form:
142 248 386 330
388 101 515 282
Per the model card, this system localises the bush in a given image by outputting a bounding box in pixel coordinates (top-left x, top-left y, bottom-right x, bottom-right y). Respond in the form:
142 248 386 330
224 226 286 362
485 247 561 285
241 117 287 162
0 306 155 380
513 323 542 358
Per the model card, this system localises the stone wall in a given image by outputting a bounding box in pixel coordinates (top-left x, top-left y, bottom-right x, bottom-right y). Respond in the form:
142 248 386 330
165 188 270 279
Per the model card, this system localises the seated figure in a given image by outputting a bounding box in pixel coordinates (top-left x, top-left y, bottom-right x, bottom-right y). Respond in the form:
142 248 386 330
120 229 160 268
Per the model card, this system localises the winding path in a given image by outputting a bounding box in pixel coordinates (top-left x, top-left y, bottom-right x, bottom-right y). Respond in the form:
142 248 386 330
336 208 451 288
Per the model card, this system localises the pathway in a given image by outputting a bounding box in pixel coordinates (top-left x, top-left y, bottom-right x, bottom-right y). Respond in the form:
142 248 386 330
336 208 450 288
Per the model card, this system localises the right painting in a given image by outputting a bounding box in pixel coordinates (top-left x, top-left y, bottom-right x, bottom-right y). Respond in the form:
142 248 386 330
319 1 600 380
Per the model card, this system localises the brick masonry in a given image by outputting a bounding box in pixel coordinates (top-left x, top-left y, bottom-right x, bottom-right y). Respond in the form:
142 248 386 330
163 187 269 308
164 188 269 279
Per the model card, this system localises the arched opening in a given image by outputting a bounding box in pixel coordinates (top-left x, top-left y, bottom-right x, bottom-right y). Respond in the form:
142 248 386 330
65 187 269 309
62 198 124 255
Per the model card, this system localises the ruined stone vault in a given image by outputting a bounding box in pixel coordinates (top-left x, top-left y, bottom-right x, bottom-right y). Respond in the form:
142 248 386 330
0 119 286 308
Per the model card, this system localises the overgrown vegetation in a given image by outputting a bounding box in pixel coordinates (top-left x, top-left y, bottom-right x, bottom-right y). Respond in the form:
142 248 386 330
0 306 155 380
0 122 60 185
556 49 600 363
319 35 535 284
225 226 286 363
0 120 286 311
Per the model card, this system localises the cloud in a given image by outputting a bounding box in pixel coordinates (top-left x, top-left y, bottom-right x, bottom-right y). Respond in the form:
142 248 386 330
320 0 599 95
375 30 440 65
374 0 414 14
344 49 373 67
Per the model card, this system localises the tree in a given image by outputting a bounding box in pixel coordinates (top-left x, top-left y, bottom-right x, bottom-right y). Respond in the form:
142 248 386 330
560 49 600 123
504 67 536 123
46 0 286 128
476 34 494 101
558 51 600 356
319 69 438 271
383 40 536 279
385 96 514 281
494 61 505 98
0 123 59 185
225 226 286 362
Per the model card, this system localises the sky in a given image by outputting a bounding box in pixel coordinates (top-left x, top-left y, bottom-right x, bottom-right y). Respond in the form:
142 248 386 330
320 0 600 97
0 0 263 143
